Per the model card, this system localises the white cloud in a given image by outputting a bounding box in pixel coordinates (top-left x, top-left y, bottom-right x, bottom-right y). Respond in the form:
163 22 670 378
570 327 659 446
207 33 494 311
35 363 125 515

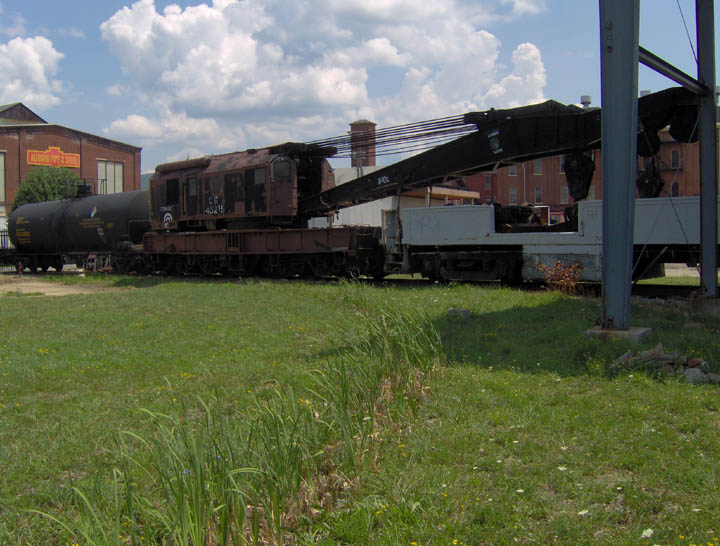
107 111 223 141
1 13 27 37
482 42 546 107
59 26 86 39
501 0 547 16
0 36 63 109
100 0 548 162
106 84 128 96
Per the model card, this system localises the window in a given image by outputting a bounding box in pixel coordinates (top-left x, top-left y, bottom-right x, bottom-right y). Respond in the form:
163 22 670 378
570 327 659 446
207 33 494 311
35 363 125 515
534 186 542 203
0 152 5 205
186 177 198 215
212 176 222 194
509 187 518 204
560 155 565 174
273 159 291 179
97 160 124 194
560 186 569 204
534 159 542 175
484 175 492 191
671 181 679 197
166 179 179 205
508 164 517 176
671 150 680 169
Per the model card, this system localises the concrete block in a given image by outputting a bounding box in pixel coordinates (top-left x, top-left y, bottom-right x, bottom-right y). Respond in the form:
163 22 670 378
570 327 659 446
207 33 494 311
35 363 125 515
585 326 652 344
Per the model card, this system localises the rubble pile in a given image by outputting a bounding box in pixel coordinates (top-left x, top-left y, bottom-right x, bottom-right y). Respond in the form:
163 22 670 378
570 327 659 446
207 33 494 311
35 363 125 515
611 343 719 385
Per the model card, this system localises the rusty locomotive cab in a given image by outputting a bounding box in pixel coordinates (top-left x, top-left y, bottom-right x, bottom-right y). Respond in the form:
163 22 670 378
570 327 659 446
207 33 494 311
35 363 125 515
149 143 336 231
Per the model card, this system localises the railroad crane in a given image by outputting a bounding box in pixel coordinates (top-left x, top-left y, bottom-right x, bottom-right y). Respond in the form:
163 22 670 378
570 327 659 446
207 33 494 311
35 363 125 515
4 87 704 280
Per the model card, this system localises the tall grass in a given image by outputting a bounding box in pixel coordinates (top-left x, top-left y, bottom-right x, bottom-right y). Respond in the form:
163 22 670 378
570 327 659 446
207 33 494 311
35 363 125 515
36 299 443 545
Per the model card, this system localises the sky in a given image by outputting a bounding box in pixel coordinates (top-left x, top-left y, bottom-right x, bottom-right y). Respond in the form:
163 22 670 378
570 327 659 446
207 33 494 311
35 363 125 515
1 0 718 173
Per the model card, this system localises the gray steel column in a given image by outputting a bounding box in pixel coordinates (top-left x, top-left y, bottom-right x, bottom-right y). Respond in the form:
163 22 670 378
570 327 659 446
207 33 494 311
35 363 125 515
599 0 640 329
696 0 718 298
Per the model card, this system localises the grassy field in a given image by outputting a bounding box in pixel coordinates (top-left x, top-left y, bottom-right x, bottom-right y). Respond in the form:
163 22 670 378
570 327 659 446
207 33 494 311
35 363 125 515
1 274 719 545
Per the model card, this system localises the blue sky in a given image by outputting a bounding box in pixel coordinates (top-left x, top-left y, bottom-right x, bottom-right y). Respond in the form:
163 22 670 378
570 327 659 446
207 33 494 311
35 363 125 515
1 0 717 173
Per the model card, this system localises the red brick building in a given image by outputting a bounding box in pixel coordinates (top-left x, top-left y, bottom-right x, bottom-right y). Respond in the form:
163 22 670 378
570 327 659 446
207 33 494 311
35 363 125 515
0 102 141 228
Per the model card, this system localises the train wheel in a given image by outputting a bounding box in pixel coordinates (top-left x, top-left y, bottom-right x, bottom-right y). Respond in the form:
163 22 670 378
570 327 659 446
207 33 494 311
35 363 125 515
170 257 186 276
309 256 329 279
199 258 216 276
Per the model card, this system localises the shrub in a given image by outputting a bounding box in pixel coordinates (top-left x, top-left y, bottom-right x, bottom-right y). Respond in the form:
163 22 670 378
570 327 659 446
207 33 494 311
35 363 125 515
11 166 81 210
536 260 583 295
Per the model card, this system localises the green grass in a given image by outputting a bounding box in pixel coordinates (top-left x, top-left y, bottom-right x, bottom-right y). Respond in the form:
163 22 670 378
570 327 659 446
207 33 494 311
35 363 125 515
1 275 719 545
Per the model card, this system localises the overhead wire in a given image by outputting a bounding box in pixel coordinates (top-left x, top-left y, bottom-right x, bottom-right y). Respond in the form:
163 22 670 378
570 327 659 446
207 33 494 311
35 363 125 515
675 0 698 63
304 114 478 158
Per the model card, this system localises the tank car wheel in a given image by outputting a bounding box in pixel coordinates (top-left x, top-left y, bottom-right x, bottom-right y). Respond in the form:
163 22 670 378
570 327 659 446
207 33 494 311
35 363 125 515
111 257 128 275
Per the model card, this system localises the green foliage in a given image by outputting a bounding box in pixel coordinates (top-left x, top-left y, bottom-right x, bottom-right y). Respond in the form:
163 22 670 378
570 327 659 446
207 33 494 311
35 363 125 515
28 300 441 545
11 166 81 210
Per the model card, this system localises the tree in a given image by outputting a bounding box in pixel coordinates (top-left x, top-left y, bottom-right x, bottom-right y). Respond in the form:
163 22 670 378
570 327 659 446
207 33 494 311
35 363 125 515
11 166 82 210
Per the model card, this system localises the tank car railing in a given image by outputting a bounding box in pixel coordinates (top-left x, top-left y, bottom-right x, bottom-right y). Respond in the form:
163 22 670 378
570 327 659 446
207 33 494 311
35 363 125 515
0 230 12 250
0 229 15 271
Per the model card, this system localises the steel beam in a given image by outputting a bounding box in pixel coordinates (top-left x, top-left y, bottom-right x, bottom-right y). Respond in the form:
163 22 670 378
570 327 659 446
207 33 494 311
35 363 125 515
639 46 708 96
599 0 640 329
696 0 718 297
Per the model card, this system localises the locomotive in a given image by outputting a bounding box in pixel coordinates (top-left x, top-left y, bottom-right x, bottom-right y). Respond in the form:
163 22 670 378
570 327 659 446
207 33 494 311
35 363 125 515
4 86 714 282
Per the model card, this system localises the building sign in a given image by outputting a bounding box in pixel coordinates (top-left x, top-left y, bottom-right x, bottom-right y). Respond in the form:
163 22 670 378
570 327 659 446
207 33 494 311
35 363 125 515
27 146 80 168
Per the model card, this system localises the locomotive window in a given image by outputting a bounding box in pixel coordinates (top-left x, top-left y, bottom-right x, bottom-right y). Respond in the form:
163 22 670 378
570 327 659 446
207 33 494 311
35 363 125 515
187 177 198 216
166 179 179 205
254 168 266 185
224 172 242 214
212 176 222 194
273 160 291 179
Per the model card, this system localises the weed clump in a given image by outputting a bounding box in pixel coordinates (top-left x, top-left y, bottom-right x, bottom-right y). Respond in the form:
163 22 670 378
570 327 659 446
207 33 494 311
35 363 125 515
537 260 583 295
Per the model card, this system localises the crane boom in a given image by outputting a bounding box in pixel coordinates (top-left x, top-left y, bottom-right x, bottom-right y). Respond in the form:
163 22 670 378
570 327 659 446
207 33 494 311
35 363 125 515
298 87 698 217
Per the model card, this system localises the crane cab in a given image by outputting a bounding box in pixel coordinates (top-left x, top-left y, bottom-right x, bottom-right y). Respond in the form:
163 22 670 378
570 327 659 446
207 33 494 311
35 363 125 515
149 143 335 231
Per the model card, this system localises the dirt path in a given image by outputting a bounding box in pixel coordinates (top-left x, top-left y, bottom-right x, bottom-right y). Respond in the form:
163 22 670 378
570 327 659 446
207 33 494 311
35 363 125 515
0 274 117 296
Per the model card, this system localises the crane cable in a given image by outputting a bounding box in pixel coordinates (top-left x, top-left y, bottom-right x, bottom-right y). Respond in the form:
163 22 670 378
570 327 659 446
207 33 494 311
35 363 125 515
304 114 478 158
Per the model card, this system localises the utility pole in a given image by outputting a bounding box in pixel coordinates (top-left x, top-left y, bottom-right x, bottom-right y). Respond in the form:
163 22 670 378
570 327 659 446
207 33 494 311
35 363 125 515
696 0 718 298
599 0 640 330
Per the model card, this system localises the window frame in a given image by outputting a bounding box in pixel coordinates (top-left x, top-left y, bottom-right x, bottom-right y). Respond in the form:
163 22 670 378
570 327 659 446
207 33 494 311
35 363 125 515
671 150 680 169
0 151 5 205
534 158 543 175
97 159 124 194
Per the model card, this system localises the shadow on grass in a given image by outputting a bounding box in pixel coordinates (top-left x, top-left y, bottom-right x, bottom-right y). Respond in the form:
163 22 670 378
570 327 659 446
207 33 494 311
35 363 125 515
433 297 608 377
431 294 715 378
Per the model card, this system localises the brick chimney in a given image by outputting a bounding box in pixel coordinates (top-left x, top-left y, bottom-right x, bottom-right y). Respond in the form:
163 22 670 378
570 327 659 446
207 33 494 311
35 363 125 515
349 119 376 167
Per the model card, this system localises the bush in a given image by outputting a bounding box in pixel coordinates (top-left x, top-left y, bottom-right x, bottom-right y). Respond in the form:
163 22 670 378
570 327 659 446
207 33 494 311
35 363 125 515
11 166 81 210
536 260 583 295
